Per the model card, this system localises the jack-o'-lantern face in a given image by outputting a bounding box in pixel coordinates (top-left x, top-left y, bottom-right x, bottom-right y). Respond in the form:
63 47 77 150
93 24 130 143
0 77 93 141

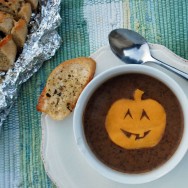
105 89 166 149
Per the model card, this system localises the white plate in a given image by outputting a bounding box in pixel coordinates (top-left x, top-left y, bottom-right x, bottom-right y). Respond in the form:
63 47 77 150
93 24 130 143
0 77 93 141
41 44 188 188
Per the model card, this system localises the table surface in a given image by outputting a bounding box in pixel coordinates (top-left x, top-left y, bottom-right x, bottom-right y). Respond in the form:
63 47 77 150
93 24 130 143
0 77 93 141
0 0 188 187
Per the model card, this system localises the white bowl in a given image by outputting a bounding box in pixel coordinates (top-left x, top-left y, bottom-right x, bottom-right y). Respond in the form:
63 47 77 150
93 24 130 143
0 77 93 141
73 65 188 184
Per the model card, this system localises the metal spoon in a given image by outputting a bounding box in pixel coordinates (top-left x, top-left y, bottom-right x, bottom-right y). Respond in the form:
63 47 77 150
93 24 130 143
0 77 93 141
109 28 188 79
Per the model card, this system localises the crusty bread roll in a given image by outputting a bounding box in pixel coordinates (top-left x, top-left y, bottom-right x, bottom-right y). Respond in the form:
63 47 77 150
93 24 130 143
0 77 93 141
0 0 24 16
0 11 14 34
18 2 32 23
11 18 27 48
37 57 96 120
0 0 37 74
25 0 38 10
0 35 17 71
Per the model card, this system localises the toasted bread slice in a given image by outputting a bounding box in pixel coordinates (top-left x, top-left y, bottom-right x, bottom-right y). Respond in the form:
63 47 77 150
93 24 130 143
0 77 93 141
37 57 96 120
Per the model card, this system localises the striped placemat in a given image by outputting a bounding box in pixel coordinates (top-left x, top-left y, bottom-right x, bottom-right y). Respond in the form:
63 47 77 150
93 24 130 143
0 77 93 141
0 0 187 187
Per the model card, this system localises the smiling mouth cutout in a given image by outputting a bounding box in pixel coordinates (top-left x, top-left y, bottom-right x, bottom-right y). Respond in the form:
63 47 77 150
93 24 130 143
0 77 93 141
121 129 151 140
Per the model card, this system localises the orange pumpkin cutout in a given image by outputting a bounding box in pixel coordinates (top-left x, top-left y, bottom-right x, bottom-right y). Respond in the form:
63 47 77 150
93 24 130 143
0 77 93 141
105 89 166 149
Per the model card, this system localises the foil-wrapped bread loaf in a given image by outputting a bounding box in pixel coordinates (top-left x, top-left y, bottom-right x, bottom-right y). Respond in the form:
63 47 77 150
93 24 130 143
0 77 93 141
0 0 38 71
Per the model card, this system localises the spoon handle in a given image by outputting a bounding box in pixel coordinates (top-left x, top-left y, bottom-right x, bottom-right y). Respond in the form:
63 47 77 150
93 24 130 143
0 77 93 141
149 57 188 80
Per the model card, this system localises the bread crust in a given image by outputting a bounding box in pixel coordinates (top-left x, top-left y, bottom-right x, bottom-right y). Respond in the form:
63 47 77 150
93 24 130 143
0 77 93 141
37 57 96 120
0 11 14 34
11 18 27 48
25 0 38 10
0 0 38 73
0 0 24 16
0 35 17 71
18 2 32 23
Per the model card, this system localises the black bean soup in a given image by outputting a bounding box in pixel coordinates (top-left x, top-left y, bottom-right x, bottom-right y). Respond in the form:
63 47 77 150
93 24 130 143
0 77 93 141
83 73 183 173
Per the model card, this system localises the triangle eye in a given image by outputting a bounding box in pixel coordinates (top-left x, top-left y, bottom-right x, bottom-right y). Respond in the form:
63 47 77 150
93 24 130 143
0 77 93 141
140 109 150 120
124 109 133 119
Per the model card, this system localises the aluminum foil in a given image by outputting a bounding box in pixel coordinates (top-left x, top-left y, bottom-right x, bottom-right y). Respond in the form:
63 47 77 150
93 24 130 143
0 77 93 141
0 0 62 128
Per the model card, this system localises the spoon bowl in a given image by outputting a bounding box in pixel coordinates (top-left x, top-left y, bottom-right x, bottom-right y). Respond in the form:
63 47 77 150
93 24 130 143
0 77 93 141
109 29 188 79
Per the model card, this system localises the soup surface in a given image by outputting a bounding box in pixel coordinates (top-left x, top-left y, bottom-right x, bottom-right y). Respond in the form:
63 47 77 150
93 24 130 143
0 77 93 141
83 73 183 173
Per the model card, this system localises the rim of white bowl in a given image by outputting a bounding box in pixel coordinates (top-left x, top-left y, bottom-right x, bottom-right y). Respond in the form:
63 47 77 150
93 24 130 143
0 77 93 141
73 64 188 184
